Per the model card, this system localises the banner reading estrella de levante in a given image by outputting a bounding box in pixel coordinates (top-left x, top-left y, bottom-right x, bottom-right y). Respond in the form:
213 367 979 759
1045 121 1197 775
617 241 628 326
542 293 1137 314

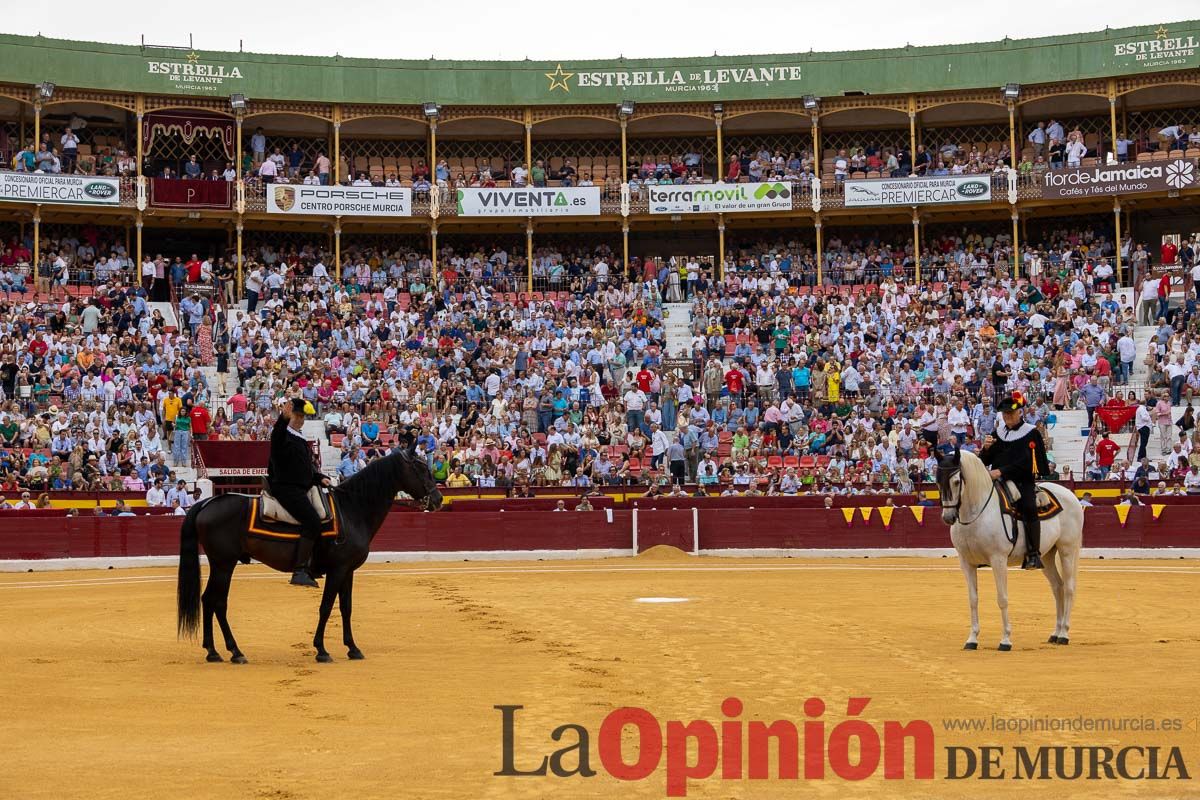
844 175 993 207
455 187 600 217
0 173 120 206
266 184 411 216
648 183 794 214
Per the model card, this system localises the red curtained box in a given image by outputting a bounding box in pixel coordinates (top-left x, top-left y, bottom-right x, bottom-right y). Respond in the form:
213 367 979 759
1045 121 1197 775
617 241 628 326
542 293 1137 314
149 178 232 210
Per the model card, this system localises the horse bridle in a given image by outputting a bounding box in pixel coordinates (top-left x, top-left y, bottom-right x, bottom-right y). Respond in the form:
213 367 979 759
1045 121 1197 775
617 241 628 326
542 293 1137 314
938 464 995 526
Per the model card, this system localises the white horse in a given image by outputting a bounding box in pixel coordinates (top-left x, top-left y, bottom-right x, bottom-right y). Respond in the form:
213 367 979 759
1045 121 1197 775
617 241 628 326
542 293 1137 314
936 448 1083 651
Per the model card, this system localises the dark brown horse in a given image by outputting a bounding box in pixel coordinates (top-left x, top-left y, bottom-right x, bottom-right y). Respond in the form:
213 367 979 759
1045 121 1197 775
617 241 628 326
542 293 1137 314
177 446 443 663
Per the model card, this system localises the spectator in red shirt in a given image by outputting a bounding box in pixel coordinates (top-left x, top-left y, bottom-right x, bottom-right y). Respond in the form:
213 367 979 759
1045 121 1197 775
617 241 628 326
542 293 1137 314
186 254 202 283
636 368 653 393
724 366 745 405
1158 272 1172 321
28 333 48 359
1162 240 1179 267
1094 434 1120 479
190 404 212 441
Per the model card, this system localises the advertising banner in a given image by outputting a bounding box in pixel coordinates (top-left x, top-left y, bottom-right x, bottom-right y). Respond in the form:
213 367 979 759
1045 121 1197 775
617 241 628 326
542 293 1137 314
266 184 412 216
648 183 793 214
0 173 120 206
844 175 993 207
1039 159 1196 199
455 187 600 216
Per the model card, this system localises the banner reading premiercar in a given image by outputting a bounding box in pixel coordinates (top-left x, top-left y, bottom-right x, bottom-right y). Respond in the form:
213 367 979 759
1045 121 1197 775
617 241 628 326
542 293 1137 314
648 183 793 214
844 175 992 207
0 173 120 206
266 184 411 216
455 187 600 216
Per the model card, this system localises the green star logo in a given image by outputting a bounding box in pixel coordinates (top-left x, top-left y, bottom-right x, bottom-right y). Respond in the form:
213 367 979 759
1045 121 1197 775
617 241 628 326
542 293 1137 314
545 64 574 92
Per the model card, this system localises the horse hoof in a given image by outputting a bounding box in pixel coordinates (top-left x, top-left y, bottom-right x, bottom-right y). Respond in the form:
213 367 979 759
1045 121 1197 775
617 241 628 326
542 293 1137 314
205 652 224 663
230 654 248 665
963 642 978 650
998 643 1013 651
1048 635 1060 644
315 653 333 664
1056 638 1069 646
347 649 365 660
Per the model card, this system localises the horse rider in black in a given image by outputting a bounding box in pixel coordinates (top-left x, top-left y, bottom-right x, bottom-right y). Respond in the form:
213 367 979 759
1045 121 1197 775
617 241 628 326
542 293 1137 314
979 390 1049 570
269 397 332 587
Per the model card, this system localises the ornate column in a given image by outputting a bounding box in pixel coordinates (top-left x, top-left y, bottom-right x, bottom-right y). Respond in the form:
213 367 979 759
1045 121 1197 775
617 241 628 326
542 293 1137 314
332 104 342 184
714 109 724 180
912 210 921 285
334 220 342 282
908 96 917 171
717 214 725 282
814 215 823 286
1108 79 1119 162
810 111 821 179
1114 199 1124 286
32 209 41 287
524 108 533 175
526 218 534 294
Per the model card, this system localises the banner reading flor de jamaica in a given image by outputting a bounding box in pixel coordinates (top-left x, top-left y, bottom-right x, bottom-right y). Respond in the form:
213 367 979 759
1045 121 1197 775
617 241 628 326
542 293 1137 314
0 173 120 206
266 184 412 216
844 175 992 207
648 182 793 214
455 187 600 217
1040 159 1196 199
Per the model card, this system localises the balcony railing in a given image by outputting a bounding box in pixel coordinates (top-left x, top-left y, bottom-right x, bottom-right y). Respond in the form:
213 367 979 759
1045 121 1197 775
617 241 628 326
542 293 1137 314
20 155 1200 218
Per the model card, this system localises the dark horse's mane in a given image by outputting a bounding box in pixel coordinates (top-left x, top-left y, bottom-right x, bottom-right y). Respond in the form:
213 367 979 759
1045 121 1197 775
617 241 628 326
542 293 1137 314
334 449 409 498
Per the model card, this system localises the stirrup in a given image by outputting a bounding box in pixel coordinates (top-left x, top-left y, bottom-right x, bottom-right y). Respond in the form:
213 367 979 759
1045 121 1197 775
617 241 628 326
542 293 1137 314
290 570 319 588
1022 553 1044 570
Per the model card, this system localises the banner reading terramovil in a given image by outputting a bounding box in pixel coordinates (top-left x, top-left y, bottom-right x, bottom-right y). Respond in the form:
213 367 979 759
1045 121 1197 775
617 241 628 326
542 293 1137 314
648 183 793 214
456 187 600 216
0 173 120 206
266 184 412 216
844 176 992 207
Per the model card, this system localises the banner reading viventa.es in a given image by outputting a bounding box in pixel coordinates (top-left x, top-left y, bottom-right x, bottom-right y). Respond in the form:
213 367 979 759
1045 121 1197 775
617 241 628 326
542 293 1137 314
455 187 600 217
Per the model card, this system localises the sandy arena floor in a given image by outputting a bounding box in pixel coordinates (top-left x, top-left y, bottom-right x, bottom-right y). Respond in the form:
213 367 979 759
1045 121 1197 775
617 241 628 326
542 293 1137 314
2 550 1199 799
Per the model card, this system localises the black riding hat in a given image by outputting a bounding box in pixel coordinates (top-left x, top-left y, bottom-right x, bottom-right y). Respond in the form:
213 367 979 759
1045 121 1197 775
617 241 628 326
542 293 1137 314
997 391 1027 414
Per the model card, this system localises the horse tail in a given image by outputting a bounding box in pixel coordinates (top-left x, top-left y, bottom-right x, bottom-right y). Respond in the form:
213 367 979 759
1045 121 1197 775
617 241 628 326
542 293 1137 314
177 500 204 640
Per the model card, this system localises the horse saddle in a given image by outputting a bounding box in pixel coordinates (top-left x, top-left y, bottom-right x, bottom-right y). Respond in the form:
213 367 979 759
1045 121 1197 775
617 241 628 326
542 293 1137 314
260 486 333 525
995 481 1064 521
249 486 338 541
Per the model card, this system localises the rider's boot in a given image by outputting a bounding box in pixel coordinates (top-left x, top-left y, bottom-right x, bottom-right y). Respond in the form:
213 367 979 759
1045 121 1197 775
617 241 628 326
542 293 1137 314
290 537 320 587
1022 513 1044 570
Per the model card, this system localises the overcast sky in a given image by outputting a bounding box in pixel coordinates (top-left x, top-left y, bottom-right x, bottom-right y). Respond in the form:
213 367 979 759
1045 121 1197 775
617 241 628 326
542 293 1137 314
5 2 1185 60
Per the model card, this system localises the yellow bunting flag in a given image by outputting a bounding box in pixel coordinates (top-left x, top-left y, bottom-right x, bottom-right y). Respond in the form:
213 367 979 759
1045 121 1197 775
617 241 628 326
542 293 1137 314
860 506 874 522
1114 504 1131 527
841 507 856 527
878 506 895 530
1152 504 1165 521
909 505 925 525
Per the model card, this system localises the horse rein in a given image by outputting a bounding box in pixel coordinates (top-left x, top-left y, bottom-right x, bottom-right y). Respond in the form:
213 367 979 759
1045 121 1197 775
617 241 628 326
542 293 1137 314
938 467 997 527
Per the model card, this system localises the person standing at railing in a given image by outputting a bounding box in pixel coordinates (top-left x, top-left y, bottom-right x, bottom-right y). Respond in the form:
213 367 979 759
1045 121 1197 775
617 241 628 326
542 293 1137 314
1135 397 1154 461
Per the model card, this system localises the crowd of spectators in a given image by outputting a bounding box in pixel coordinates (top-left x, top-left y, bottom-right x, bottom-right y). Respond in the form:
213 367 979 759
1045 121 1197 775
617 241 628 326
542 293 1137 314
2 212 1199 506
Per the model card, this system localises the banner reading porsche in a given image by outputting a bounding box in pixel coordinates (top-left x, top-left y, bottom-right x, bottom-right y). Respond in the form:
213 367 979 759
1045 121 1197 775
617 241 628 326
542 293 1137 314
266 184 412 216
0 173 120 206
455 187 600 216
648 182 793 214
844 175 993 207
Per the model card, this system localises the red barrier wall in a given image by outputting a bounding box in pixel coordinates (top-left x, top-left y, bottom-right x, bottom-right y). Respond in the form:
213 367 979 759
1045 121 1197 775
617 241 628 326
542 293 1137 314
1 506 1198 561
